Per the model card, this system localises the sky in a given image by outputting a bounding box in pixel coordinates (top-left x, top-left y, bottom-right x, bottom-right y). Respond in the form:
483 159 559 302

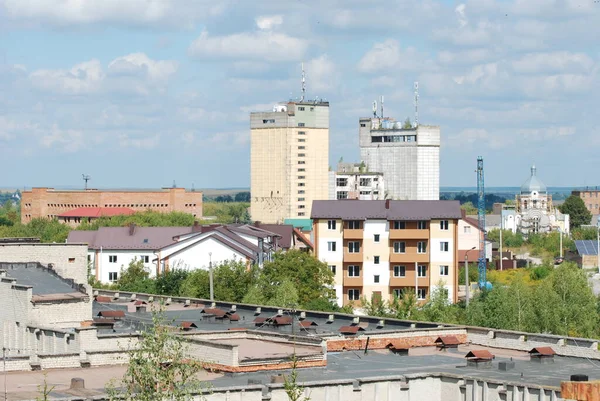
0 0 599 190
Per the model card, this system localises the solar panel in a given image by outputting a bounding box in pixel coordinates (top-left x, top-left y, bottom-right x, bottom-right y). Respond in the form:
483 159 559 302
575 240 598 255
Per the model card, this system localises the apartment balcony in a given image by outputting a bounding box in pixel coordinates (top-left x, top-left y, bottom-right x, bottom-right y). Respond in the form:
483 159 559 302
343 229 363 239
389 253 429 264
389 229 429 240
344 251 364 263
343 276 364 287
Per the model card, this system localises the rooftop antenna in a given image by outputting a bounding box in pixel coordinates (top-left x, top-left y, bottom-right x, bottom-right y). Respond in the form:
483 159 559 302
191 182 195 192
414 81 419 128
172 180 177 188
82 174 91 190
300 62 306 102
372 100 377 118
380 95 384 119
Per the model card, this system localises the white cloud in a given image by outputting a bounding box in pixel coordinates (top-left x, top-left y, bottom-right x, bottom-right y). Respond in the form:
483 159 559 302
305 55 336 92
447 128 508 149
108 53 178 81
357 40 423 73
0 0 226 28
255 15 283 30
29 59 104 95
517 126 576 141
40 124 85 153
118 134 160 150
456 4 468 27
188 30 308 62
512 52 595 74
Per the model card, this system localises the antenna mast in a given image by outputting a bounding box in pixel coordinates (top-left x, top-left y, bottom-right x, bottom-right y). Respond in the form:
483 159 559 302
372 101 377 118
414 81 419 128
300 62 306 102
380 95 384 119
82 174 91 190
477 156 487 289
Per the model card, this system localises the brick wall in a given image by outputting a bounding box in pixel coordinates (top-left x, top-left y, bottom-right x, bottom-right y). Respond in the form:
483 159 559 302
29 299 92 329
326 328 468 352
186 338 238 367
0 243 89 285
467 327 600 359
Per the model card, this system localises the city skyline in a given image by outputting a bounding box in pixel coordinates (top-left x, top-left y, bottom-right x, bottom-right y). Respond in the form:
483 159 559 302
1 1 599 189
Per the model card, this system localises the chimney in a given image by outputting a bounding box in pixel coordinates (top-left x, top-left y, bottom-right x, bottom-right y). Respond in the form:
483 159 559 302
128 223 136 236
193 221 200 232
385 199 390 209
255 221 261 227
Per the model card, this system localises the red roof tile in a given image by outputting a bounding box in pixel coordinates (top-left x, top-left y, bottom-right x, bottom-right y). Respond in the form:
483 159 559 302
435 336 461 346
97 310 125 318
59 207 135 218
180 321 198 329
529 347 556 356
465 350 494 360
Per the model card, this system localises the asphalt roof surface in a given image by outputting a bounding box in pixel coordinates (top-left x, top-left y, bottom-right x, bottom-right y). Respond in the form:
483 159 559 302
3 264 79 295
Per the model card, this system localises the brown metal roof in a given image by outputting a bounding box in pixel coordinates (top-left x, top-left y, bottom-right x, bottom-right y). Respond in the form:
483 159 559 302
97 310 125 318
529 347 556 356
311 200 462 220
95 296 112 303
435 336 461 346
256 223 293 249
339 326 366 334
270 316 293 326
465 350 494 360
201 308 227 317
68 226 193 250
226 313 240 321
92 318 115 326
386 341 410 350
180 321 198 329
299 320 318 327
133 300 147 306
253 317 268 325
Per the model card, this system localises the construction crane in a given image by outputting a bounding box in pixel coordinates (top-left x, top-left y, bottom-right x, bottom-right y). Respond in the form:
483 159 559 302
477 156 487 289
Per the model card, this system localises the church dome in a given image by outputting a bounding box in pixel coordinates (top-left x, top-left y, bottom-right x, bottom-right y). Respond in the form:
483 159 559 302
520 165 547 195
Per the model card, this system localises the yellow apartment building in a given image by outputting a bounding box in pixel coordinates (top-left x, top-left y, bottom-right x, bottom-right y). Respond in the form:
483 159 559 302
250 101 329 224
311 199 462 307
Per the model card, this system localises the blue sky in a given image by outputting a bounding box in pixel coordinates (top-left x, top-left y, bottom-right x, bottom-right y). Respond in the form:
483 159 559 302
1 0 599 190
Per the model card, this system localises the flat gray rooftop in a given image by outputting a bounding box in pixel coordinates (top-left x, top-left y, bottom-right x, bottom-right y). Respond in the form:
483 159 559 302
1 263 79 295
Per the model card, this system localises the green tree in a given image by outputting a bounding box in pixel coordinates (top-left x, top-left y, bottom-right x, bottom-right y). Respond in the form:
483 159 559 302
213 260 257 302
388 290 419 320
107 306 206 401
402 117 413 129
258 250 335 307
179 270 210 299
155 269 190 295
283 355 310 401
559 195 592 229
117 259 156 293
242 285 267 305
268 279 300 307
460 201 477 215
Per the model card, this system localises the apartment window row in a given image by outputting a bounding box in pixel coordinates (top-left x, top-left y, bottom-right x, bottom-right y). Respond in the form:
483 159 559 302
392 220 428 230
47 202 178 209
393 241 427 254
391 288 427 300
262 119 275 124
347 220 362 229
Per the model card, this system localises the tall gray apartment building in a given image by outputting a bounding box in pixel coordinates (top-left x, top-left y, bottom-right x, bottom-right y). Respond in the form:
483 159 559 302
359 117 440 200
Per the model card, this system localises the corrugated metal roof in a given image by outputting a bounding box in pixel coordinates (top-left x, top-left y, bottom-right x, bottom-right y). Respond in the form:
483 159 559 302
68 226 192 250
311 200 462 220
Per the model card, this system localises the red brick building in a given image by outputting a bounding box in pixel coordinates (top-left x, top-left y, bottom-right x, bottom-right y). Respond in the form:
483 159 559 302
21 187 203 223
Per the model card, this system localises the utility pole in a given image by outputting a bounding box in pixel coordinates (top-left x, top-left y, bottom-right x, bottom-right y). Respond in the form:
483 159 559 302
208 252 214 302
499 207 503 271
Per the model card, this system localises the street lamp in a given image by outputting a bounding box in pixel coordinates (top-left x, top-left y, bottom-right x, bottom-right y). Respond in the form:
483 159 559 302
465 246 476 307
558 227 563 259
208 252 214 302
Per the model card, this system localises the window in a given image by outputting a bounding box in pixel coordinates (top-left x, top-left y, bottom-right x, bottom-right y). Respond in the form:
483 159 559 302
298 176 305 179
374 256 380 264
440 220 449 230
359 178 371 186
393 265 406 277
298 197 305 201
328 220 337 230
417 241 427 254
298 190 305 194
109 255 118 263
298 205 305 209
348 265 360 277
337 191 348 199
298 183 305 187
348 241 361 253
327 241 337 252
348 289 360 301
298 153 306 157
393 241 406 253
298 212 305 216
298 106 305 111
393 221 406 230
417 288 426 300
310 107 314 111
298 122 305 127
348 220 361 229
360 123 366 127
417 265 427 277
140 255 149 263
298 138 306 142
418 221 427 230
262 119 275 124
393 289 403 298
298 161 305 164
373 234 380 243
329 265 337 274
440 242 449 252
439 265 449 276
374 275 380 283
298 168 305 172
68 258 75 263
298 131 306 135
464 226 471 234
298 146 305 150
336 178 348 187
108 272 118 282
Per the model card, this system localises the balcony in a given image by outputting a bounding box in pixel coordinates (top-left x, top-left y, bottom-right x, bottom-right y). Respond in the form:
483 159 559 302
343 276 363 287
389 253 429 264
389 229 429 240
344 251 363 263
343 229 363 239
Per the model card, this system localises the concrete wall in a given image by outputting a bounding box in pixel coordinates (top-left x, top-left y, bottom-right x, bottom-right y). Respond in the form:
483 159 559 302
0 243 89 285
29 300 92 329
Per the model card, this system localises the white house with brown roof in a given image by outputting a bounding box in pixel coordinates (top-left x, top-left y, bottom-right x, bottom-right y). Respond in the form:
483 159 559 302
68 223 310 284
